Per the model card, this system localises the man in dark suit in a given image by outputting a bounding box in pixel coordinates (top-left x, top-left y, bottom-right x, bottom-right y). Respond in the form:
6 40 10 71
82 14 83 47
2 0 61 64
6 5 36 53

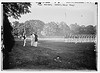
34 32 38 47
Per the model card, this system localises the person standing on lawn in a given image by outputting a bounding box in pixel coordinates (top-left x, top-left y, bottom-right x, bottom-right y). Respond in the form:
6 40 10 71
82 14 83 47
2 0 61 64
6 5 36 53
31 33 35 46
34 32 38 47
23 33 26 46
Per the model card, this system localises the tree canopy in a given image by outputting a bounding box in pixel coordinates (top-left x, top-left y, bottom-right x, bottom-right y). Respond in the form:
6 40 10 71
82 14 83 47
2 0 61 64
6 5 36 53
2 2 31 19
12 20 45 37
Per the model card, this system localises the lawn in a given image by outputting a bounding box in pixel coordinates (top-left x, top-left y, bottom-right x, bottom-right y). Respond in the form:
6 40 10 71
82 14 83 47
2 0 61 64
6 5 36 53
8 39 97 70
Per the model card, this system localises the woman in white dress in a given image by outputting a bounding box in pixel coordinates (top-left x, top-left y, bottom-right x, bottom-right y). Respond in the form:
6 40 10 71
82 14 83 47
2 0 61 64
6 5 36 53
31 33 35 46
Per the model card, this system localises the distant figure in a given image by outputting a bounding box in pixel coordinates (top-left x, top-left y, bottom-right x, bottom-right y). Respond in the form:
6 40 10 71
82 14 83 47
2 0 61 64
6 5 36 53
31 33 35 46
23 34 26 46
23 32 38 47
34 32 38 47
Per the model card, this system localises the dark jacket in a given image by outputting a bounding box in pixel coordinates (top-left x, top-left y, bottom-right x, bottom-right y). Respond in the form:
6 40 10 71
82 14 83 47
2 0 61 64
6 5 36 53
23 35 26 39
34 34 38 42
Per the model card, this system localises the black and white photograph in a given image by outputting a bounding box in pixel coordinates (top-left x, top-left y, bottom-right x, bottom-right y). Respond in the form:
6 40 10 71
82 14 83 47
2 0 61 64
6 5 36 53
1 1 99 71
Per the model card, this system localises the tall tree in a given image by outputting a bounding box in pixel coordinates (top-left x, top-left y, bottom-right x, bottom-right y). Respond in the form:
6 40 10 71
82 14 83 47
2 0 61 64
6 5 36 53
2 2 31 69
25 20 45 36
42 22 58 36
59 22 70 36
12 21 20 36
70 23 80 34
85 25 96 34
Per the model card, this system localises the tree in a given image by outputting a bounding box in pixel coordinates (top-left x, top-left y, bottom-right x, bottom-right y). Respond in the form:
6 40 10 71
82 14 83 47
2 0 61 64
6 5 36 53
70 23 96 35
42 22 58 36
2 2 31 69
42 22 71 37
12 21 20 36
85 25 96 34
3 2 31 19
24 21 34 36
12 21 26 37
77 25 86 34
25 20 45 36
70 23 81 34
17 23 25 36
59 22 70 36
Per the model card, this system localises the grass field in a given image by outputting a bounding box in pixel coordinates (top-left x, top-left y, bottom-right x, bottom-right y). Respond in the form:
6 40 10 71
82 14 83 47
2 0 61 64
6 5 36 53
8 39 97 70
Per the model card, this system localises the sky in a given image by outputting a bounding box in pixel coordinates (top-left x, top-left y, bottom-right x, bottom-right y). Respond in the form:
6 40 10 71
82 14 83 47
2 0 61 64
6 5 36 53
8 2 98 26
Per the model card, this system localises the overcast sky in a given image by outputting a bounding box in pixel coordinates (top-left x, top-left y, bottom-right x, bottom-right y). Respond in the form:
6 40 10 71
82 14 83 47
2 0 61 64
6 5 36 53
9 2 97 26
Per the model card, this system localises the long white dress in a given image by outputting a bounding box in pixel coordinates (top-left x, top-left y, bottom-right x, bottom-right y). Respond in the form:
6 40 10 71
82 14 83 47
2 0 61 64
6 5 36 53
33 41 38 47
31 34 35 46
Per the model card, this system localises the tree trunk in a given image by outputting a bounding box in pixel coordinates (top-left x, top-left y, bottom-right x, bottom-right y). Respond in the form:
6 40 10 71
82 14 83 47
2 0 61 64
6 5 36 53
3 13 15 69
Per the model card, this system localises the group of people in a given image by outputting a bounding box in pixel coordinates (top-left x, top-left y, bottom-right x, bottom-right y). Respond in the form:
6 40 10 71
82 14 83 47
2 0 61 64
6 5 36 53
23 32 38 47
